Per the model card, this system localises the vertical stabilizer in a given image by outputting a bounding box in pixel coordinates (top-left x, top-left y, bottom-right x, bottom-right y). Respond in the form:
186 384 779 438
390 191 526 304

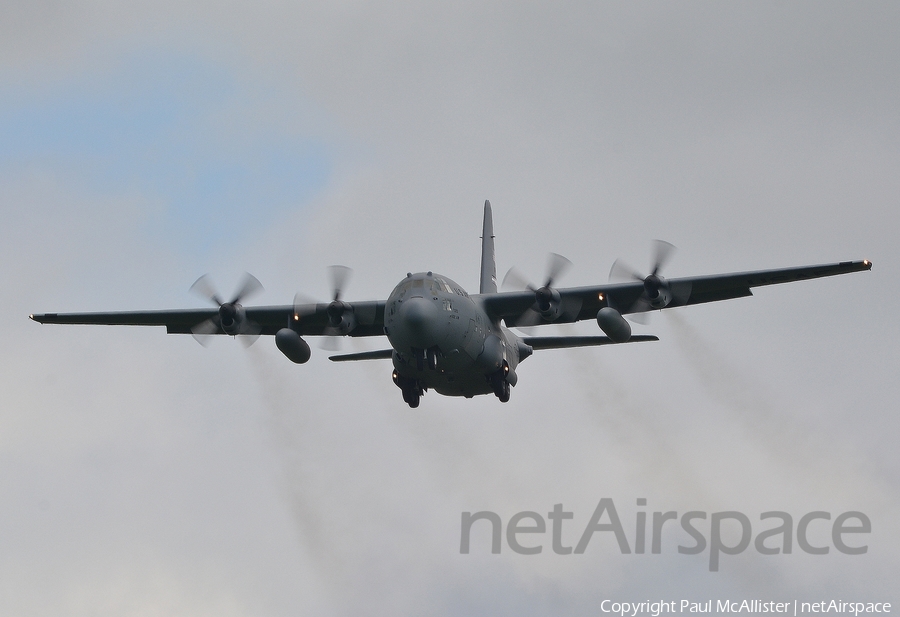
480 200 497 294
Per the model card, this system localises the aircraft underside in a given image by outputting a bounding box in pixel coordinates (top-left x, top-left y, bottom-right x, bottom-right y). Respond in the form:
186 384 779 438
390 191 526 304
391 344 514 403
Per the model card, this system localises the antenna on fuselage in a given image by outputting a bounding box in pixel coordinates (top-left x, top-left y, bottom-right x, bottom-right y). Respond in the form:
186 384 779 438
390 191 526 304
480 200 497 294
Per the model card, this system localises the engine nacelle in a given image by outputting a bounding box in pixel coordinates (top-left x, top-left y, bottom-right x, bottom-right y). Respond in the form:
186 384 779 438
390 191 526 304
597 307 632 343
327 301 357 334
536 287 563 321
218 303 247 335
648 286 671 309
275 328 311 364
643 274 672 309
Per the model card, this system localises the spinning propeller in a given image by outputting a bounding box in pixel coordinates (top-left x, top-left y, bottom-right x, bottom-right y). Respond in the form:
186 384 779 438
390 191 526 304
189 273 264 346
502 253 573 326
609 240 687 323
292 265 355 350
323 265 355 348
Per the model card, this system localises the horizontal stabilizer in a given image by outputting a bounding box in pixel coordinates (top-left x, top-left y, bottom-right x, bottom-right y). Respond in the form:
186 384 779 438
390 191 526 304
329 349 393 362
522 334 659 350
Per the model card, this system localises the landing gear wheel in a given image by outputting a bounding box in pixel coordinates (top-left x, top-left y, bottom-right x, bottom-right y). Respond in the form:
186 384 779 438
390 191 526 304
498 380 510 403
404 389 420 408
395 371 423 408
490 361 511 402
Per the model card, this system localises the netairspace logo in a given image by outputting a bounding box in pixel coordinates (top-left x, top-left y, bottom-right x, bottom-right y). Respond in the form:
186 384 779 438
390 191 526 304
596 600 891 616
460 498 872 572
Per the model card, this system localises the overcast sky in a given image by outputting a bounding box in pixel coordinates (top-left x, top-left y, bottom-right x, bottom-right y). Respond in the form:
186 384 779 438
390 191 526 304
1 2 898 615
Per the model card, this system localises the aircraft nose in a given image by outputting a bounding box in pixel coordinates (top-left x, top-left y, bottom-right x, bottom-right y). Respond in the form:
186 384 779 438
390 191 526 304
397 296 441 346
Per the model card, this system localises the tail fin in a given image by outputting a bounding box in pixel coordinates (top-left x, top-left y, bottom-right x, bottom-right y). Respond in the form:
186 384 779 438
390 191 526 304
480 200 497 294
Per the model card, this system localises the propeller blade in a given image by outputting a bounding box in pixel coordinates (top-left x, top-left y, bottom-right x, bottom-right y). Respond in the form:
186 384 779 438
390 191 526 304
190 317 220 346
626 303 652 325
504 253 571 291
513 309 543 328
319 334 342 351
544 253 572 288
238 321 262 348
328 265 352 302
609 259 644 283
189 274 223 306
292 292 318 322
501 267 535 292
670 279 693 306
650 240 676 276
230 272 263 305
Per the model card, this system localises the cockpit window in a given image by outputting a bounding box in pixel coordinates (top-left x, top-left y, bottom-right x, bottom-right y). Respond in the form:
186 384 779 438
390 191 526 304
409 278 440 293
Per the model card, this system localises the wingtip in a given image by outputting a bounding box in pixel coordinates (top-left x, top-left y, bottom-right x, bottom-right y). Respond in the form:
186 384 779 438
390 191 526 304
630 334 660 343
863 259 873 270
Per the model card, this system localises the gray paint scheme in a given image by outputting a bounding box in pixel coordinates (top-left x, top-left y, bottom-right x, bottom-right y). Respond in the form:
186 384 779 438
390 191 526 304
479 199 497 294
30 203 871 406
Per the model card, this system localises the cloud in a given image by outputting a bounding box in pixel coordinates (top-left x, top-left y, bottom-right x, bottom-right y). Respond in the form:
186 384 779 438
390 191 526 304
1 2 898 615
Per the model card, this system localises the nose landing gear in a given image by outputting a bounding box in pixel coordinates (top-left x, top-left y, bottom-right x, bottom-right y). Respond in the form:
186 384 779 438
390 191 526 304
412 347 440 371
426 347 439 371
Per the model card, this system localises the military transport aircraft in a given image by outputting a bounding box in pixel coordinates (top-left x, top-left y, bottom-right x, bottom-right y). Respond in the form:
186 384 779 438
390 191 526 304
30 202 871 408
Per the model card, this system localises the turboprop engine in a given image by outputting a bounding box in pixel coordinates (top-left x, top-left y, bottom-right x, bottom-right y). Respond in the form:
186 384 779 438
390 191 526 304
642 274 672 309
609 240 685 320
535 286 563 321
326 300 356 335
188 273 264 346
323 265 357 338
217 302 248 335
502 253 572 325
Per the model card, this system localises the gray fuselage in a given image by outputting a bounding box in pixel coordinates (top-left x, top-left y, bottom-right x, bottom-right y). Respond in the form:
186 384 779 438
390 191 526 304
384 272 525 398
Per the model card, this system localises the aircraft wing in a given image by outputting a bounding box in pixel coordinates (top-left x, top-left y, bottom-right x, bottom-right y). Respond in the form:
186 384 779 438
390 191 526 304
30 301 387 337
480 259 872 326
521 335 659 349
326 334 660 362
329 349 394 362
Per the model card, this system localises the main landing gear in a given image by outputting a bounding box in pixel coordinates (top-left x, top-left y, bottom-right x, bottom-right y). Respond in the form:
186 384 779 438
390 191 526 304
490 360 511 403
393 370 425 409
402 386 423 408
